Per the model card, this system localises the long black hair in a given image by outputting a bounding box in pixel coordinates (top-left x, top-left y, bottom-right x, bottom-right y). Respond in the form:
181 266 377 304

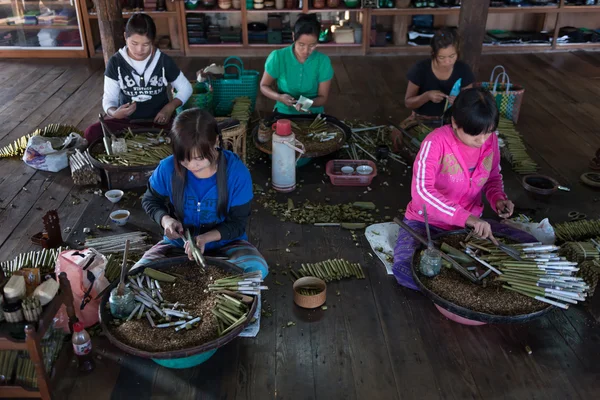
450 88 499 136
293 13 320 40
125 13 157 41
170 109 229 218
430 27 459 59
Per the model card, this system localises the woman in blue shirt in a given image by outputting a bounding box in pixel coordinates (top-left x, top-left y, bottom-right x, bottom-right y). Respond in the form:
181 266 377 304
136 108 268 278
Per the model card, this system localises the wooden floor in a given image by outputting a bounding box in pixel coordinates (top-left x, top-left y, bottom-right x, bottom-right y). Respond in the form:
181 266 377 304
1 52 600 400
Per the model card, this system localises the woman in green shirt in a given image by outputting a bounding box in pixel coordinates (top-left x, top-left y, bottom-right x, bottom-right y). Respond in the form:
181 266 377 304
260 14 334 115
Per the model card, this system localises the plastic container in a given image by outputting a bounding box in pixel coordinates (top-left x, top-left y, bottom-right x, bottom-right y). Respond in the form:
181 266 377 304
34 278 59 306
326 160 377 186
4 275 26 304
333 26 355 44
272 119 305 192
72 322 95 371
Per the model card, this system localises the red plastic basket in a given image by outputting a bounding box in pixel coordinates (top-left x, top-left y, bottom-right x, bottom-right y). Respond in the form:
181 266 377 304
326 160 377 186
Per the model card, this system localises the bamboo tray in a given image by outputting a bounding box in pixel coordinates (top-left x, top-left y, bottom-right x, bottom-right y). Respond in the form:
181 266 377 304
98 256 258 360
411 230 553 324
253 113 351 159
87 128 165 190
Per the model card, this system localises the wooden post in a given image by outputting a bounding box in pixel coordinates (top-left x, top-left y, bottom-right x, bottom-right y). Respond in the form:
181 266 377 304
93 0 125 65
457 0 490 77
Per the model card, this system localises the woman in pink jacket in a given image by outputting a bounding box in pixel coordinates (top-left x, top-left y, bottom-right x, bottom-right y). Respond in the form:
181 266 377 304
393 88 532 290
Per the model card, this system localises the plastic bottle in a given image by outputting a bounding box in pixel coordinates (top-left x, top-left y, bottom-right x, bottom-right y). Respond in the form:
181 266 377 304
72 322 95 372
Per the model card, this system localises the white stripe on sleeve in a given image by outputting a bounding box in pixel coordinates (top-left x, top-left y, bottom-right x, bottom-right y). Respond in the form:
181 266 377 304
415 141 456 217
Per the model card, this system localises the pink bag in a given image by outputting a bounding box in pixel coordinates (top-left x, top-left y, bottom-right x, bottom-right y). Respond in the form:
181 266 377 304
54 249 110 332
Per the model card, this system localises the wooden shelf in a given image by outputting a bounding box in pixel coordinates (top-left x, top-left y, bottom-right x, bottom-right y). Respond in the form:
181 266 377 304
560 5 600 13
88 11 178 19
189 43 244 47
0 385 41 398
308 7 364 12
247 9 304 13
555 42 600 49
489 5 560 14
185 8 241 13
369 45 430 54
483 43 553 53
0 272 77 400
371 7 460 16
0 24 80 30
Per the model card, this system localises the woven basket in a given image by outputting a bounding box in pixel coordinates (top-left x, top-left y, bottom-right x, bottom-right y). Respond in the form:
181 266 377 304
217 117 247 163
212 57 259 117
175 80 213 115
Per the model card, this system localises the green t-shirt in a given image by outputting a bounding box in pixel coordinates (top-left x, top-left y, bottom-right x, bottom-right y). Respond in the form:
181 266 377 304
264 45 334 115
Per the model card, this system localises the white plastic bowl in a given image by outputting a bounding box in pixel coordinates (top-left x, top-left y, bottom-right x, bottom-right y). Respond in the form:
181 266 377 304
105 189 124 204
110 210 130 226
356 165 374 175
341 166 355 175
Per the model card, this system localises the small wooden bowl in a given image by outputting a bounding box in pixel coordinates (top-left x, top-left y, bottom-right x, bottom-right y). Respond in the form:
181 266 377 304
293 277 326 309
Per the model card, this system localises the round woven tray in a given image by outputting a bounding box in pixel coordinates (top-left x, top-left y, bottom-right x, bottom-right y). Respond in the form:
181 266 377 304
411 230 552 324
99 256 258 359
253 114 351 159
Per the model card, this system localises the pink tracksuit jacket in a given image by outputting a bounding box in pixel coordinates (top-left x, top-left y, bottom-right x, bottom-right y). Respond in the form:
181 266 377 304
405 125 507 231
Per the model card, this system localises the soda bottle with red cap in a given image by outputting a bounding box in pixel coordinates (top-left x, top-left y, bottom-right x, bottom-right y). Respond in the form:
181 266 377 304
72 322 95 371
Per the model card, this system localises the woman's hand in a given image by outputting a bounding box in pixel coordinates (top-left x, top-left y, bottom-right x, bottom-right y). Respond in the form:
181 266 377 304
111 102 137 119
447 95 456 105
184 235 207 260
161 215 183 240
279 94 296 107
496 199 515 219
466 215 498 245
427 90 448 104
154 103 175 125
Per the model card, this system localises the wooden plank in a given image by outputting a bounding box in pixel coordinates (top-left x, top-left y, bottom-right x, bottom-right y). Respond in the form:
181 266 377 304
0 60 31 86
458 0 490 76
0 62 102 147
519 315 593 399
0 65 75 144
65 337 123 400
452 321 555 399
222 197 279 400
0 169 56 252
330 57 355 95
546 309 600 372
488 323 577 399
367 276 442 399
109 354 158 400
92 0 125 65
0 63 56 111
231 211 278 400
268 221 317 399
35 70 105 128
297 224 358 400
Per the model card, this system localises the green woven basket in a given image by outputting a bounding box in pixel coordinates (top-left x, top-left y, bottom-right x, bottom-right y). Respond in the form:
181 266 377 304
175 80 213 115
212 56 259 117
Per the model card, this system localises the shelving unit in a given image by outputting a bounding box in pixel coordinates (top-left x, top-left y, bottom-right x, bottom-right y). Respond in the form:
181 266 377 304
78 0 184 58
181 3 368 56
0 272 76 400
0 0 88 58
2 1 597 59
367 0 600 55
